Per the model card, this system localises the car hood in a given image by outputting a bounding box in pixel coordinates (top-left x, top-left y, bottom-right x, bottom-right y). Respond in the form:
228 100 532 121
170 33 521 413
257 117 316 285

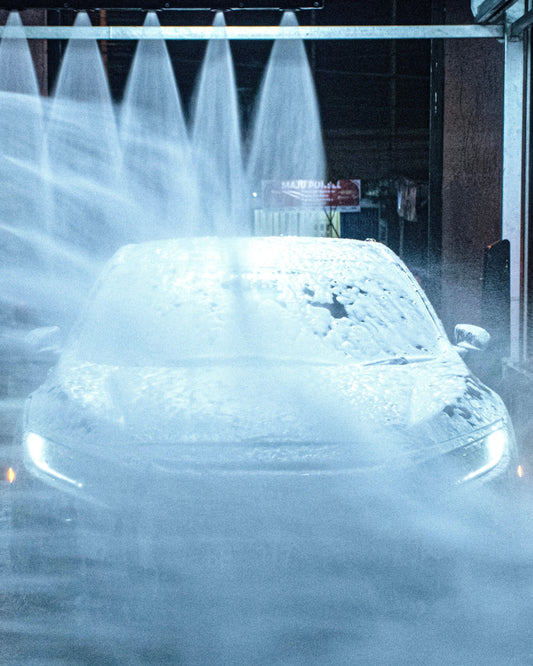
25 352 506 472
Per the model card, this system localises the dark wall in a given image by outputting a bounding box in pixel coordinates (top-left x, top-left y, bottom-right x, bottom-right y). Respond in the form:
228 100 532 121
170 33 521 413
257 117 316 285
441 0 503 332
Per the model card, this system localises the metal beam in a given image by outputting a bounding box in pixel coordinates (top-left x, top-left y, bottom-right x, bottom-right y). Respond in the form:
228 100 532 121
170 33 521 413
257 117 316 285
502 30 524 361
511 9 533 38
0 0 324 8
4 0 324 8
474 0 518 23
0 23 505 40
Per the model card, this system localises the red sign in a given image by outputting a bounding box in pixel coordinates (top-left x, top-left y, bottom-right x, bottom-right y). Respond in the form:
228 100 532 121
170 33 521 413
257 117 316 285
324 180 361 212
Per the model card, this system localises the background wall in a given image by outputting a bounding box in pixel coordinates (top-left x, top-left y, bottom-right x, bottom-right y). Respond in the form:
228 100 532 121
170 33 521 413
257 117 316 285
441 0 504 333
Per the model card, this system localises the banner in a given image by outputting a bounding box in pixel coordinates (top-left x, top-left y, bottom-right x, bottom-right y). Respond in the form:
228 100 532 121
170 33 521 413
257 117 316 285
261 179 361 212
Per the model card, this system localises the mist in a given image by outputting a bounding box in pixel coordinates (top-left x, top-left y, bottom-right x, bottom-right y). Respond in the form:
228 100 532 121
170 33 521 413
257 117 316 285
0 10 531 666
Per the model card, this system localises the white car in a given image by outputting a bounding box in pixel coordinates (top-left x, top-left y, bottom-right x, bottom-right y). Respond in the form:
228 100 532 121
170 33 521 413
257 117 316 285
9 236 518 569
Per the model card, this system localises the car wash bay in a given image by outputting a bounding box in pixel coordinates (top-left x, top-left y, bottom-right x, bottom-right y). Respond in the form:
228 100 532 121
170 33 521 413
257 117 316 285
0 0 531 472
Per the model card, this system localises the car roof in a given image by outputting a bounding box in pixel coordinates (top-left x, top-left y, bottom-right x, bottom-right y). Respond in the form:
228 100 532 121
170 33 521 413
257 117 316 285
109 236 402 279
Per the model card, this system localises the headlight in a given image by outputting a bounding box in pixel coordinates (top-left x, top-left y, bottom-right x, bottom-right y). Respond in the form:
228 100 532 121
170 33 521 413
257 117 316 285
444 422 513 484
24 432 83 489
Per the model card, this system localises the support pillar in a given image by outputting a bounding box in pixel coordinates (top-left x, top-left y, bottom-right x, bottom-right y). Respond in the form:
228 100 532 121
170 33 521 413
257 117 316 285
502 30 525 361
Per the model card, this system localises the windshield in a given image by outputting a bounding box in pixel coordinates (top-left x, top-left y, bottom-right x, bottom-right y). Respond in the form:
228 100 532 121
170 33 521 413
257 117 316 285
69 239 445 367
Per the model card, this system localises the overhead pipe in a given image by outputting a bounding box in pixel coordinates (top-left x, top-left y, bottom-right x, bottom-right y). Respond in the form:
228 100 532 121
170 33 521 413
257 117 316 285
0 23 504 40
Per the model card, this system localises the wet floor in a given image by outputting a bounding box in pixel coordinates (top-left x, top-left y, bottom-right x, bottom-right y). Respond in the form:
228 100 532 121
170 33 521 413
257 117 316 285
2 457 533 665
1 353 533 665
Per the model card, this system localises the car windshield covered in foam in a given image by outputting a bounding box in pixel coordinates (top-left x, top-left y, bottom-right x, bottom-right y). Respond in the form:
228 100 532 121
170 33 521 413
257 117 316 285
67 237 446 367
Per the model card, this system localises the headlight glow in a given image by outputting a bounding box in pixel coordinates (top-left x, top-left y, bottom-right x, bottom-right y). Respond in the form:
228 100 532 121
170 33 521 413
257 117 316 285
25 432 83 489
444 422 512 483
458 428 508 483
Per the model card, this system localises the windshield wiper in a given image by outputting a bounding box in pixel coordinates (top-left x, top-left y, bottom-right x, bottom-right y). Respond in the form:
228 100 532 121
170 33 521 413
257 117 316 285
362 355 435 367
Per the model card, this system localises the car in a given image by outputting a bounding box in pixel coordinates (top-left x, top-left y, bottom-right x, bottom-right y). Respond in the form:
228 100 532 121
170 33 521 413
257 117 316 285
8 235 519 571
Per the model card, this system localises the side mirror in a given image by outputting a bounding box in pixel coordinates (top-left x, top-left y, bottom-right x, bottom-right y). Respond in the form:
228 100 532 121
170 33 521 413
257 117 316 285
454 324 491 355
